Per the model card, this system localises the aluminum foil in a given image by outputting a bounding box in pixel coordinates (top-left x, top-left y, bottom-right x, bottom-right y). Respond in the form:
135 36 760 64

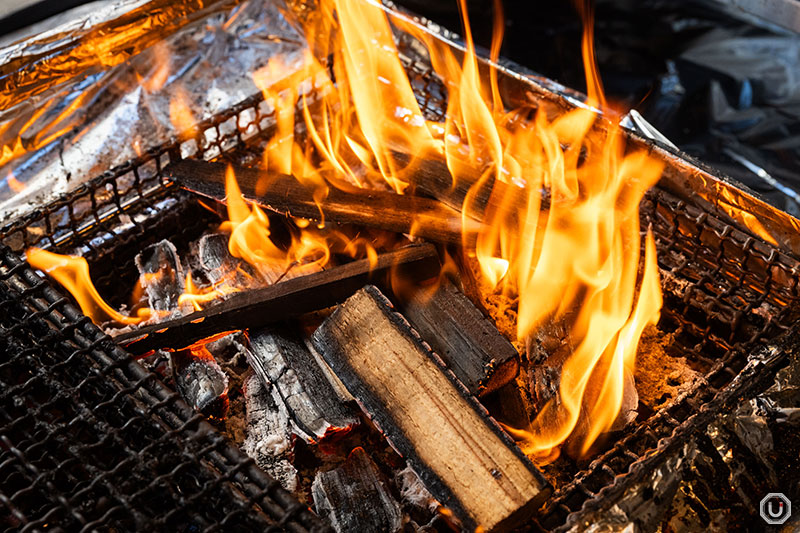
0 0 306 223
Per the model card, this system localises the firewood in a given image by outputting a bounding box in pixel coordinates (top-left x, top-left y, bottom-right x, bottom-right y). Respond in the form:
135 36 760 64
312 285 550 532
171 346 229 418
389 149 545 225
166 159 482 245
400 280 519 396
242 372 298 492
312 447 402 533
116 243 440 355
247 326 358 442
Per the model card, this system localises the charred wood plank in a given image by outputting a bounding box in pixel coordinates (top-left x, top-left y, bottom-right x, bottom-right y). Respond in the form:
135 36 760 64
165 159 481 245
116 244 440 355
312 447 402 533
400 281 518 396
242 372 298 492
389 150 543 225
247 326 358 442
311 285 550 532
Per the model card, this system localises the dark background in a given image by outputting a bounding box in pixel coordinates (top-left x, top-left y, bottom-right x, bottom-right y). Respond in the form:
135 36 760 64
395 0 800 216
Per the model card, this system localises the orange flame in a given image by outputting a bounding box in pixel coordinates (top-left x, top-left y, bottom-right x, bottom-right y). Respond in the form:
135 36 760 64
276 0 665 459
26 248 146 325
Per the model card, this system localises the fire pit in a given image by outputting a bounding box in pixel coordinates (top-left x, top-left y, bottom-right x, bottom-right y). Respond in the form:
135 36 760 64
1 0 798 531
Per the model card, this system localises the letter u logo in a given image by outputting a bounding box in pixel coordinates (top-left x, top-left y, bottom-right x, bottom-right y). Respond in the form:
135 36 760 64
768 500 784 518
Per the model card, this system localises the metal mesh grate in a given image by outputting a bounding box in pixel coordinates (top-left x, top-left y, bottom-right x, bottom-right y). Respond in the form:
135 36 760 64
0 21 797 532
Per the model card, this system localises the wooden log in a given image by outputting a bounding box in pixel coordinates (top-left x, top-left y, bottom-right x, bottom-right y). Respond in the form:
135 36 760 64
165 159 482 245
389 149 546 225
400 280 519 396
242 372 298 492
311 285 550 532
247 326 358 443
116 243 440 355
312 447 403 533
196 233 254 289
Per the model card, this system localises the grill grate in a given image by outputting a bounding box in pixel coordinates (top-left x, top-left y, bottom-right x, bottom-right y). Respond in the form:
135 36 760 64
0 20 797 532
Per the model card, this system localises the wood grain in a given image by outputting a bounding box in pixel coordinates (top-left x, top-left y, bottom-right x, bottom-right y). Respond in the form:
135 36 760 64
312 285 549 532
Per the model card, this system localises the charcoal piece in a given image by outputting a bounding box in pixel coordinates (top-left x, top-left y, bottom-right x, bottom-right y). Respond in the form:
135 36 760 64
312 285 550 532
248 327 358 442
135 239 184 312
312 447 402 533
400 280 519 396
242 373 298 492
198 233 250 287
172 347 229 418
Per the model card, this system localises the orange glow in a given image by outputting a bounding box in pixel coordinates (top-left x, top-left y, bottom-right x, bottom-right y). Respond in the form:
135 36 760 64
6 173 24 193
26 248 146 325
169 85 196 134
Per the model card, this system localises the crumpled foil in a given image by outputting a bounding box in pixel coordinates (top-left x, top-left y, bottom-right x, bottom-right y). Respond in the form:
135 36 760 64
0 0 306 223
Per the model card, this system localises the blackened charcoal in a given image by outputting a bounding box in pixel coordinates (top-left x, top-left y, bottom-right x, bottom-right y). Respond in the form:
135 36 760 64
312 447 402 533
172 348 229 418
247 327 358 442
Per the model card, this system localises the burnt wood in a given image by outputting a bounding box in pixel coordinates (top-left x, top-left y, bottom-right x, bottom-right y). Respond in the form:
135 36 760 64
247 326 358 442
135 239 184 313
171 346 230 418
312 447 403 533
115 244 440 355
389 150 545 226
400 280 519 396
311 285 550 532
166 159 481 245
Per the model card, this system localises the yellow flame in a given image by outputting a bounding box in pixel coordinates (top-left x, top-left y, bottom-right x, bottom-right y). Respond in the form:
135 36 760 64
26 248 145 325
278 0 666 459
220 164 331 280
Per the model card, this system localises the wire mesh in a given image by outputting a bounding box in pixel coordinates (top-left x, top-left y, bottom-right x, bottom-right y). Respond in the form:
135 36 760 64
0 24 797 533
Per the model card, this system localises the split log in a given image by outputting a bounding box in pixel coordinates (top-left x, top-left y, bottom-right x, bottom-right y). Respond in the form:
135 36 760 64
166 159 482 245
247 326 358 442
171 346 229 418
116 243 440 355
312 447 402 533
389 149 546 225
312 285 550 532
400 280 519 396
242 372 298 492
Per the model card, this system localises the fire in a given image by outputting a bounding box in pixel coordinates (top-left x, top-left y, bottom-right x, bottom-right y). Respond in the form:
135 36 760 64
277 0 665 459
220 164 331 280
23 0 665 461
26 248 146 325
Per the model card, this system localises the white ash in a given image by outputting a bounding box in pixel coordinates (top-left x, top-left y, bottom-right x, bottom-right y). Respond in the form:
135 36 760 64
395 466 439 513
